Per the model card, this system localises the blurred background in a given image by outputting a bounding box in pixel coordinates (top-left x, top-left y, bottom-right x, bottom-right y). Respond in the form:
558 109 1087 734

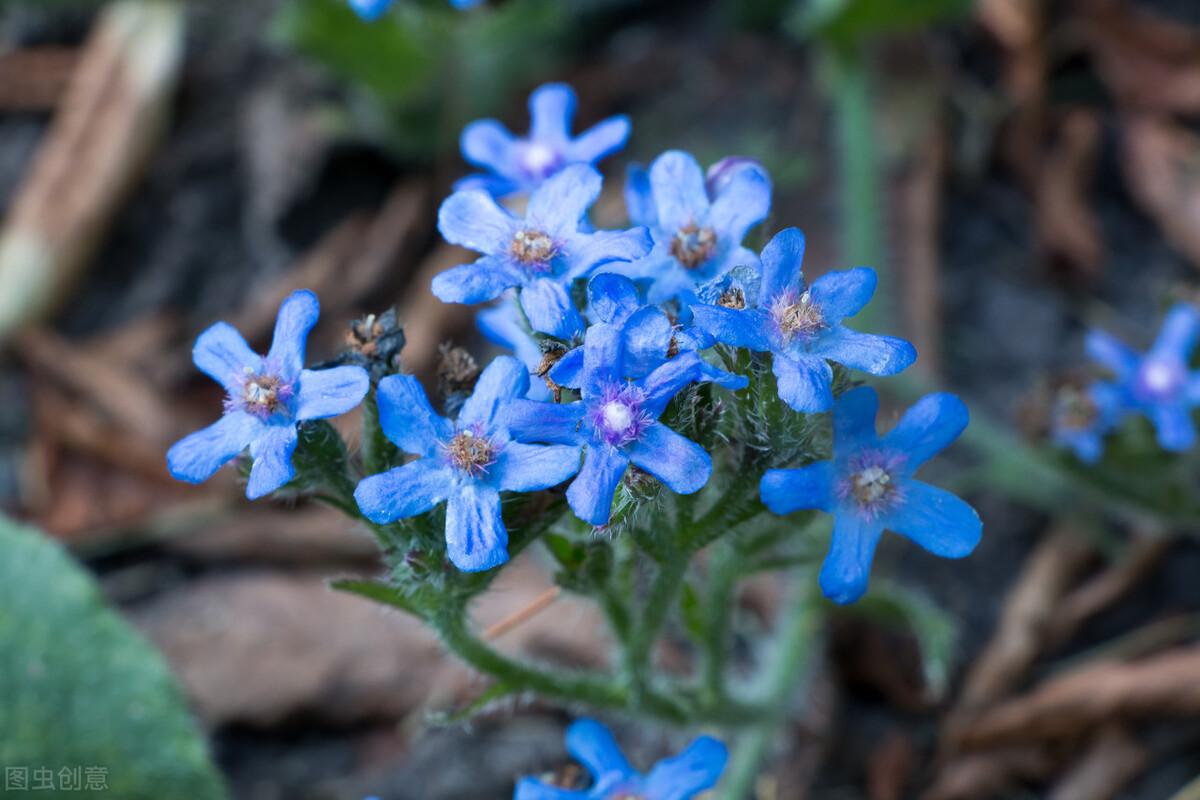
2 0 1200 798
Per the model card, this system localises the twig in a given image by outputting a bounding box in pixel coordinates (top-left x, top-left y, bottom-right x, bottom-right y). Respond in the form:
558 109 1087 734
483 586 562 641
1048 725 1146 800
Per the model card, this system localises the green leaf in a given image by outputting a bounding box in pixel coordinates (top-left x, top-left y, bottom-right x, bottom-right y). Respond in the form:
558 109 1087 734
850 581 957 699
680 580 707 643
0 516 225 799
426 681 519 726
330 578 423 618
792 0 971 45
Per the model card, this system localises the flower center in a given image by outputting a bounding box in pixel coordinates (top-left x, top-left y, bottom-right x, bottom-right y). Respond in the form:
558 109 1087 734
511 229 559 269
775 291 825 339
228 366 294 419
1055 386 1098 431
446 429 497 476
837 451 905 518
1138 359 1183 399
520 141 561 179
851 465 894 506
717 286 746 309
590 384 651 448
670 223 718 269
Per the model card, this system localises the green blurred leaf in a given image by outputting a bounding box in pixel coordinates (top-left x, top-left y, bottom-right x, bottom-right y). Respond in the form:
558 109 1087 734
851 581 957 699
792 0 971 45
331 578 424 617
0 516 225 799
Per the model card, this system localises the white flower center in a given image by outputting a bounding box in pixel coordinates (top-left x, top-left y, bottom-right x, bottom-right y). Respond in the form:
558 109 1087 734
602 401 634 433
1141 360 1177 394
522 142 558 175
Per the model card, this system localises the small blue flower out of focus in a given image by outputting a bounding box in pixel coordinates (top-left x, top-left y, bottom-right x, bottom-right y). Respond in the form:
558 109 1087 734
760 387 981 604
167 291 370 499
1085 303 1200 451
435 164 651 338
354 356 580 571
458 83 631 197
514 718 727 800
618 150 771 307
1049 381 1125 464
691 228 916 413
347 0 480 22
508 323 714 526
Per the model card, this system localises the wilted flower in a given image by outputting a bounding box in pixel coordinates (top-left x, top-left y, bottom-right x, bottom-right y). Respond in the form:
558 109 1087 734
458 83 630 197
514 718 727 800
691 228 916 413
760 387 981 604
434 164 651 338
354 356 580 571
1049 380 1125 463
167 290 370 499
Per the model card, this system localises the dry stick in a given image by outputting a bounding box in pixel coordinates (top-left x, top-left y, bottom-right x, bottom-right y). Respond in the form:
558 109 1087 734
923 746 1058 800
897 112 945 378
1048 725 1147 800
0 2 185 343
483 586 563 641
0 48 80 111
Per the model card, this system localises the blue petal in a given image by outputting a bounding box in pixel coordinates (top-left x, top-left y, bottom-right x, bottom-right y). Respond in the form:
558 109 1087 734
449 0 482 9
246 423 299 499
565 115 630 164
459 355 530 430
1059 429 1104 464
438 189 516 254
628 423 712 494
772 353 833 413
507 398 586 445
477 299 542 371
880 392 968 470
529 83 576 143
460 119 516 173
167 412 262 485
832 386 881 454
354 458 452 523
376 374 452 457
267 290 320 382
885 479 982 558
567 445 629 525
650 150 710 233
567 228 653 279
433 256 525 305
623 306 673 377
1188 374 1200 405
565 718 635 780
348 0 392 20
641 351 703 418
811 328 917 376
1150 403 1196 451
520 279 586 338
513 778 586 800
549 346 584 389
708 163 771 245
588 272 642 325
454 172 521 197
1085 330 1139 379
760 462 835 515
699 361 749 391
706 156 771 199
808 267 877 324
690 304 771 351
496 442 580 491
624 163 657 229
295 366 369 421
527 164 601 238
758 228 806 305
1151 303 1200 362
820 511 884 605
193 321 259 389
581 323 625 400
445 483 508 571
644 736 729 800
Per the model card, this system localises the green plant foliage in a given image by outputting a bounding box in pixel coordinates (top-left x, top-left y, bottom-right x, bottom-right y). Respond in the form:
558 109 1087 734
792 0 971 45
849 581 957 700
0 516 225 800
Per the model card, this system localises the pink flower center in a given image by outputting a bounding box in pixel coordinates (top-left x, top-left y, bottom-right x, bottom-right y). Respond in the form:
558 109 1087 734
226 365 294 419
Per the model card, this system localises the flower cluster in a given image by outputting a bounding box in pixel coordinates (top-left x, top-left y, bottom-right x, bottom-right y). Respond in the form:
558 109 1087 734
1052 303 1200 461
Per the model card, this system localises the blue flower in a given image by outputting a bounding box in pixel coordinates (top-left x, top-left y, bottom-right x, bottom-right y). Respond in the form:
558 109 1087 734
476 296 553 401
1050 381 1125 464
514 718 727 800
617 150 771 307
458 83 631 197
1085 303 1200 451
348 0 479 19
167 290 370 500
690 228 916 413
760 387 981 605
549 273 748 392
508 323 713 526
354 356 580 571
435 164 651 339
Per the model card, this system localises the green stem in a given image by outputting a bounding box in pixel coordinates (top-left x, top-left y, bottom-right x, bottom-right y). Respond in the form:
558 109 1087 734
626 556 689 693
701 540 740 705
717 580 821 800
